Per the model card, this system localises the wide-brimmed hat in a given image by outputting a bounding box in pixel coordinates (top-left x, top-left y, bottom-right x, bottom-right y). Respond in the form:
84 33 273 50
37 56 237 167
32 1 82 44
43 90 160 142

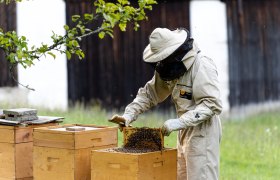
143 28 188 63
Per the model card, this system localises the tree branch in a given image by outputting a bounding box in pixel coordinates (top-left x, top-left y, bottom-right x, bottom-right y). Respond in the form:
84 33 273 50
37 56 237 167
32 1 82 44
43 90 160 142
9 64 35 91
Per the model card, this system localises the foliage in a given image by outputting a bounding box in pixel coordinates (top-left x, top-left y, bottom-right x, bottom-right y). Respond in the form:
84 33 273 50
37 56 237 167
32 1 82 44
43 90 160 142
0 0 22 3
0 0 157 68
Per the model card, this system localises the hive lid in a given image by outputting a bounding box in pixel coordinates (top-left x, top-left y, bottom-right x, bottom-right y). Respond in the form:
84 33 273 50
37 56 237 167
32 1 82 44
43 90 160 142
3 108 37 116
0 115 64 126
48 125 103 132
3 108 38 122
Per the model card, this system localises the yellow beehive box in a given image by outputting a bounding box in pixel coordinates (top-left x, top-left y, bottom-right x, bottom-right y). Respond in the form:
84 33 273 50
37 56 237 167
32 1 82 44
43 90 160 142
0 123 58 180
91 148 177 180
33 124 118 180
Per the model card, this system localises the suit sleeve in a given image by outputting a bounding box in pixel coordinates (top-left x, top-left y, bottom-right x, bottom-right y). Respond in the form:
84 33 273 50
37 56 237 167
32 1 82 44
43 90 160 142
179 57 223 126
123 72 174 121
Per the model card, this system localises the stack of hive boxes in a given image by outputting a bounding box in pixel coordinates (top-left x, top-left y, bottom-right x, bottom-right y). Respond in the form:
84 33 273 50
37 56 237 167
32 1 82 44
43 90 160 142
0 108 60 180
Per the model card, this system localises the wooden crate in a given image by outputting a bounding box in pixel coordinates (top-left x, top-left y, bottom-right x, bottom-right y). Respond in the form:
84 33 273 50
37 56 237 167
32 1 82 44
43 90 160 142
33 124 118 180
91 148 177 180
0 123 58 180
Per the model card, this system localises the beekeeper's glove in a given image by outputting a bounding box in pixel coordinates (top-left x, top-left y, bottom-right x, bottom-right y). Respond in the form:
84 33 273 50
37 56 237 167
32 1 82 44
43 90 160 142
161 118 186 136
108 114 135 131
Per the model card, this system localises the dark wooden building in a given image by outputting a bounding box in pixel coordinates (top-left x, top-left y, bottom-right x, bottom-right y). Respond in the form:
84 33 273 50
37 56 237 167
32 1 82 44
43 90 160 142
223 0 280 107
66 0 280 109
2 0 279 111
65 0 190 109
0 2 17 87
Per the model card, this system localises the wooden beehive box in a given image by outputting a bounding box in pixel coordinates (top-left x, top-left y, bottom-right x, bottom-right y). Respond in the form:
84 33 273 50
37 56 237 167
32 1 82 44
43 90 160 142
91 148 177 180
0 123 58 180
33 124 118 180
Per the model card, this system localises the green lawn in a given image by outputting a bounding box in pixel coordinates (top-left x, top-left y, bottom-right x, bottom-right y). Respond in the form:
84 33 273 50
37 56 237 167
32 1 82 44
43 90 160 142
220 112 280 180
37 105 178 147
1 105 280 179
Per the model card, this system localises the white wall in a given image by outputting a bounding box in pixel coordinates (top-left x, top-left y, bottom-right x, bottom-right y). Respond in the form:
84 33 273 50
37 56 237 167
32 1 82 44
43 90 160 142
16 0 67 110
190 0 229 114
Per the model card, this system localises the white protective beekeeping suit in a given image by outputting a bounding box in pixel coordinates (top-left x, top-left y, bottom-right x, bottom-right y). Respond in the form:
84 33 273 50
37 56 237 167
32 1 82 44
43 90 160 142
110 28 222 180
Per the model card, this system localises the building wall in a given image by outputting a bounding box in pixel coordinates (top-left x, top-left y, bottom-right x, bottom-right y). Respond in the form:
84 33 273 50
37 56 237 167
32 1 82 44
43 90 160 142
3 0 230 112
190 0 230 113
223 0 280 117
3 0 278 117
66 0 190 109
0 2 17 87
16 0 67 110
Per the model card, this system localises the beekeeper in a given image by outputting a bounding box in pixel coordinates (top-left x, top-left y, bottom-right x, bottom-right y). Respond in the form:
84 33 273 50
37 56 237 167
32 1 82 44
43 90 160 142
109 27 222 180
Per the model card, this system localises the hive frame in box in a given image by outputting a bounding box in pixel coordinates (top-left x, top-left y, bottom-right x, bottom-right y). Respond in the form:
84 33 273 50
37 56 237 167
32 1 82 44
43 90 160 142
123 127 164 150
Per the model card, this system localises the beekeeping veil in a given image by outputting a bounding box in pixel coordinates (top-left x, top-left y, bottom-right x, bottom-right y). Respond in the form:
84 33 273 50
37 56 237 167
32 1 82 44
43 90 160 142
143 28 194 81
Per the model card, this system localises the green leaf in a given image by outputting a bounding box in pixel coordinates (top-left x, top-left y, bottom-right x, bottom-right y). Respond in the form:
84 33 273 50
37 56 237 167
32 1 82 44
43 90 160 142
77 24 86 34
17 50 23 59
47 52 56 59
71 15 81 22
75 49 85 60
66 50 71 59
25 60 33 67
118 0 129 5
134 22 140 31
106 30 114 38
98 31 105 39
119 23 127 31
64 25 69 31
84 13 93 21
72 40 79 47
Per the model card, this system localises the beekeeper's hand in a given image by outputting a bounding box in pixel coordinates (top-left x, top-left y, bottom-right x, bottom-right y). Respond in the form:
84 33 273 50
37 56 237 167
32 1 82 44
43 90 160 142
161 119 186 136
108 114 134 131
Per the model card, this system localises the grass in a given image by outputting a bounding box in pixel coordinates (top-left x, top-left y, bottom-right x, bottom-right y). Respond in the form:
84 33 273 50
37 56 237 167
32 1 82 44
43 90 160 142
35 105 178 147
220 112 280 180
1 104 280 179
